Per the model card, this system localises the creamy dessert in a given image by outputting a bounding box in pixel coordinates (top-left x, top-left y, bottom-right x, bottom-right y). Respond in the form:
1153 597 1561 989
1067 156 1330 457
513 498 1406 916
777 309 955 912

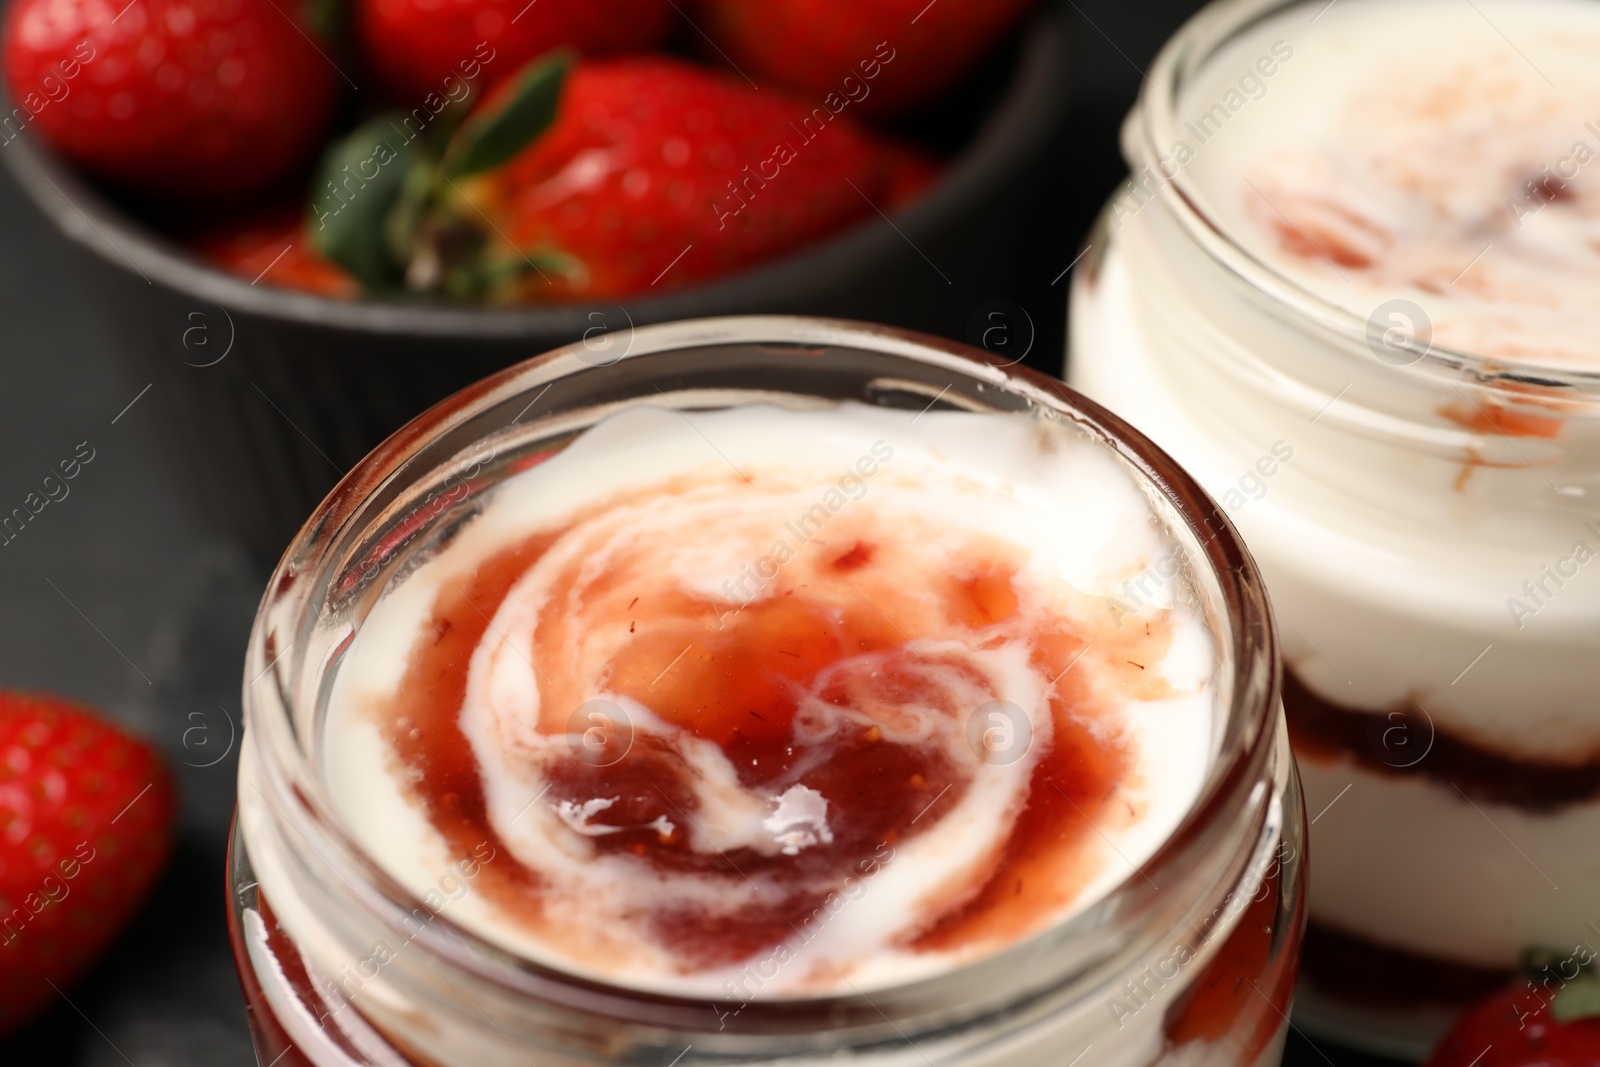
1190 0 1600 371
321 402 1219 997
1071 0 1600 1053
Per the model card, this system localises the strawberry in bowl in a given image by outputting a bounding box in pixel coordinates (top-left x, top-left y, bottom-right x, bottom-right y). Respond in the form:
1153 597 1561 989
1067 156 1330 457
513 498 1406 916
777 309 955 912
0 0 1051 308
2 0 336 201
201 54 935 301
694 0 1038 117
457 57 935 300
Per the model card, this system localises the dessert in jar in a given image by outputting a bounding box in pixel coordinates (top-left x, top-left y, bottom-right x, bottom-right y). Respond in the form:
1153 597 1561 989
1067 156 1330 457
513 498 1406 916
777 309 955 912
230 317 1305 1067
1069 0 1600 1056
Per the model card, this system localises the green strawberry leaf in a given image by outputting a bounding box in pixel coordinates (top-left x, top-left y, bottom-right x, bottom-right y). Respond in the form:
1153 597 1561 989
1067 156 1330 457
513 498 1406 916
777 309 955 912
441 51 573 179
306 114 433 288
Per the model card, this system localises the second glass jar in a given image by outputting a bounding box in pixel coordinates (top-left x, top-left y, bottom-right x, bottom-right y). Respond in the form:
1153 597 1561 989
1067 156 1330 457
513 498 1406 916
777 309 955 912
1068 0 1600 1056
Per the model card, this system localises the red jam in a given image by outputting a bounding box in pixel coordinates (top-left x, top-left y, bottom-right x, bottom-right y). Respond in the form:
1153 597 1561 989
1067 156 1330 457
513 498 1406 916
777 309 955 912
367 474 1183 981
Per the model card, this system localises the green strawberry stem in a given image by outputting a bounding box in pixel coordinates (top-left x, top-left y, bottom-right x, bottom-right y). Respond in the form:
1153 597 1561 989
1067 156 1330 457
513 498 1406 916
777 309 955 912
305 51 574 297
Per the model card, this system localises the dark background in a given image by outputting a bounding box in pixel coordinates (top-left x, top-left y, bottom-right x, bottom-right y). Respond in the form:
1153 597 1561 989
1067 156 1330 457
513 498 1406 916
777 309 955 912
0 0 1402 1063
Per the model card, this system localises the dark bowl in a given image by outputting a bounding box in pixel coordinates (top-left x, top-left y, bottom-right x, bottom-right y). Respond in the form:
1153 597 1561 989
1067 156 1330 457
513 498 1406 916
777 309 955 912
0 2 1070 565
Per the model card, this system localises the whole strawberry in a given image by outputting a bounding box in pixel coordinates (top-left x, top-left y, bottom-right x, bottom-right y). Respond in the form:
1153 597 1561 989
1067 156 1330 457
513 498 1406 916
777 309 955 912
301 54 936 301
3 0 336 202
463 56 931 298
696 0 1036 117
1427 958 1600 1067
0 693 176 1035
354 0 672 105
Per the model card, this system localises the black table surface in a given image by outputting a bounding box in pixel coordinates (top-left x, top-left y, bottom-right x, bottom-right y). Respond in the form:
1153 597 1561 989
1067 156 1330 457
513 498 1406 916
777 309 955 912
0 0 1404 1063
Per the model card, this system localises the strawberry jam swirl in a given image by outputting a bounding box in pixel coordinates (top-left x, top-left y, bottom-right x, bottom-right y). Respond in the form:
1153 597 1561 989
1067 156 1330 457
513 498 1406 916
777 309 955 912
325 404 1218 997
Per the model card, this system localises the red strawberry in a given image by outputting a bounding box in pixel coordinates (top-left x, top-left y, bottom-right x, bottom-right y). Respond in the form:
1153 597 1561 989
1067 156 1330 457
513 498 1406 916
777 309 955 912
695 0 1036 117
0 693 176 1035
1426 960 1600 1067
461 56 932 299
195 202 359 297
2 0 337 202
354 0 672 105
300 55 937 300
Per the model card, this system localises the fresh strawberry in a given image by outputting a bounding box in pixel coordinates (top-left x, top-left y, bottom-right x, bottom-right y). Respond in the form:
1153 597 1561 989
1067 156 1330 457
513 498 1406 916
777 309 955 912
457 56 932 298
354 0 672 105
695 0 1037 117
1426 954 1600 1067
306 54 936 301
0 693 176 1035
2 0 337 202
195 203 359 297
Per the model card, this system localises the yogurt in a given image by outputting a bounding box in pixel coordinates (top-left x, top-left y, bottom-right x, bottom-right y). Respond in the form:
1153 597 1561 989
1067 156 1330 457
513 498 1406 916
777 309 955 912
321 403 1221 998
1176 0 1600 371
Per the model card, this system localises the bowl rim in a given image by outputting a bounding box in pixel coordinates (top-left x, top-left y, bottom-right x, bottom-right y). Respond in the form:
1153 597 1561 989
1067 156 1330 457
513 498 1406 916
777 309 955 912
0 2 1069 339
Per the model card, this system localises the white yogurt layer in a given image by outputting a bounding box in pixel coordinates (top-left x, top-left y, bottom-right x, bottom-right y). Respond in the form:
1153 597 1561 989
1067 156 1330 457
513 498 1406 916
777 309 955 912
1299 756 1600 968
1183 0 1600 370
320 403 1220 998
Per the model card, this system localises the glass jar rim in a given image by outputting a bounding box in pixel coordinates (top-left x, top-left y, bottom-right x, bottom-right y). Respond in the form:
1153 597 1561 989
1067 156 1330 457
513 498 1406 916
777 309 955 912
1129 0 1600 397
242 315 1282 1028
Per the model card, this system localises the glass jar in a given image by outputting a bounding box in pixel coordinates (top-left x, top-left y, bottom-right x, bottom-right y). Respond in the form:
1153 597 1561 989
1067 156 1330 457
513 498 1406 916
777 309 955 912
231 316 1305 1067
1068 0 1600 1057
